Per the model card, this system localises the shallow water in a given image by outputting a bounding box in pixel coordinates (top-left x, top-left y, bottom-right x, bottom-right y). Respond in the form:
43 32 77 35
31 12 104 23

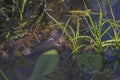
0 0 120 80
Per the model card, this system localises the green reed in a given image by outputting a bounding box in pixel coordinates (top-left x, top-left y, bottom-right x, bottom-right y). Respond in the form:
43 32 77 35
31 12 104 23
70 1 120 76
103 19 120 49
0 68 8 80
12 0 27 21
46 0 120 55
71 0 117 53
107 0 120 49
45 10 86 54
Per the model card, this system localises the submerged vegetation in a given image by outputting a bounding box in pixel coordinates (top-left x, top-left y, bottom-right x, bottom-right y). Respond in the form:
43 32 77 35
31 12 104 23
0 0 120 80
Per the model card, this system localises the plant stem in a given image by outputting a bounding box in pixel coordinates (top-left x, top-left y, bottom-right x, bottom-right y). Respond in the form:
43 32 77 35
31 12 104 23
20 13 23 21
108 0 119 48
0 68 8 80
108 1 117 35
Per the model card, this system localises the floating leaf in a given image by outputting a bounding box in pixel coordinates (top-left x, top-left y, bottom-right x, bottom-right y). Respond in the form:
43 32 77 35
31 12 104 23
29 49 59 80
77 53 103 72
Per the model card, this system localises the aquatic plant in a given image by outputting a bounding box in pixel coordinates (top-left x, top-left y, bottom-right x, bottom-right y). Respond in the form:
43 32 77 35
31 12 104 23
45 9 86 54
45 1 120 76
12 0 27 21
71 0 120 78
77 52 103 73
0 0 120 80
71 0 120 53
29 49 59 80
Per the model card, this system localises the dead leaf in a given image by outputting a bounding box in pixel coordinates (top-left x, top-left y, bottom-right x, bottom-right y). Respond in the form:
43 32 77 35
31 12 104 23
2 51 9 58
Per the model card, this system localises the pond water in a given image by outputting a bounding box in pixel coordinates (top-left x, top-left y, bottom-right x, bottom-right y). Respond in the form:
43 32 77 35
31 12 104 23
0 0 120 80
